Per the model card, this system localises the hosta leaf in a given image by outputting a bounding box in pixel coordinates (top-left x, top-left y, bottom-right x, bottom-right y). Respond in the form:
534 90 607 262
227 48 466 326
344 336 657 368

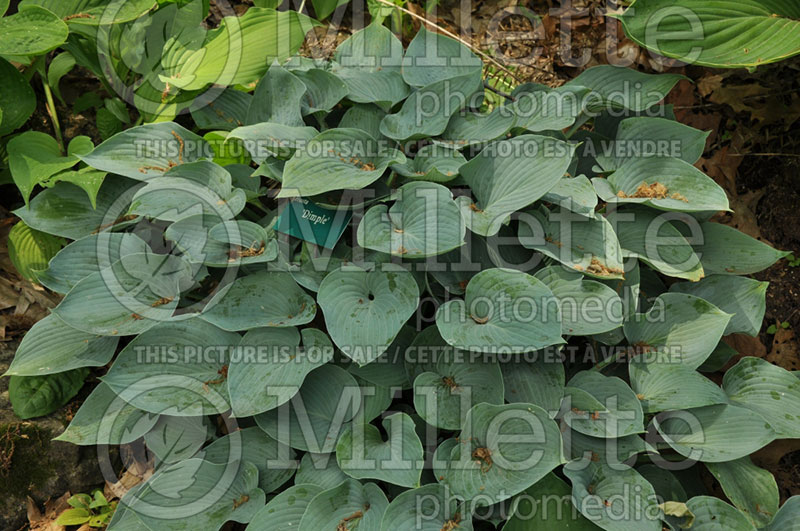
190 88 251 131
246 63 306 126
629 353 728 413
8 131 80 204
228 122 318 163
411 338 504 429
722 356 800 438
255 364 362 452
436 402 564 503
381 484 473 531
228 327 333 416
764 496 800 531
509 84 590 132
606 206 704 281
336 412 424 488
456 135 575 237
277 128 405 198
166 217 277 267
353 376 394 422
390 144 466 183
9 368 88 420
617 0 800 68
5 314 118 376
670 275 768 336
54 382 158 445
7 220 64 282
438 107 516 149
332 23 408 108
297 479 388 531
691 221 790 275
161 7 317 90
0 5 68 55
537 273 624 335
401 27 482 87
199 271 316 331
339 103 389 142
36 232 149 294
500 354 565 415
78 122 210 180
20 0 157 24
503 473 598 530
348 324 415 389
595 157 729 212
248 484 323 531
637 464 687 503
317 267 419 365
542 175 598 218
199 427 297 493
145 415 212 465
435 268 563 354
562 429 650 464
563 371 644 438
45 167 107 208
0 57 35 136
624 292 731 369
563 459 661 531
519 206 625 280
293 67 349 115
654 404 776 462
566 65 684 112
706 457 779 528
103 319 240 415
52 252 191 336
295 452 349 489
683 496 756 530
112 458 264 529
357 181 466 258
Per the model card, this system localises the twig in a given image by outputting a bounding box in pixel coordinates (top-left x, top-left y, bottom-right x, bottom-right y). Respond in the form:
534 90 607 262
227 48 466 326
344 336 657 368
483 80 515 101
371 0 523 83
727 153 800 158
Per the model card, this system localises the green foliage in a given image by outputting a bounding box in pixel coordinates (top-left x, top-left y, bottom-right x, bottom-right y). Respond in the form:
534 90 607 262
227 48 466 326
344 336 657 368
55 490 117 528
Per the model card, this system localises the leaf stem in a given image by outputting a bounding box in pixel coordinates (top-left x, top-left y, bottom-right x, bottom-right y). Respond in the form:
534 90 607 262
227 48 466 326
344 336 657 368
41 74 65 154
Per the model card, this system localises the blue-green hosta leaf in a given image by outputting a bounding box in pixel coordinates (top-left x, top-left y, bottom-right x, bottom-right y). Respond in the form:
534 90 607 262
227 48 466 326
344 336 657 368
7 220 64 282
692 221 790 275
629 353 728 413
228 327 333 416
199 427 297 493
297 479 389 531
5 314 118 376
563 370 644 438
500 354 565 416
44 167 107 208
20 0 156 24
0 56 35 136
348 324 415 389
248 484 323 531
52 252 192 336
277 128 405 198
128 161 245 221
617 0 800 68
160 7 317 90
381 484 473 531
78 122 210 180
595 118 709 171
199 271 316 331
594 157 729 213
357 181 466 258
562 429 650 464
636 464 687 503
112 458 265 529
411 340 504 430
317 267 419 365
336 412 424 488
293 67 349 115
255 364 362 452
380 72 483 141
436 402 564 504
566 66 684 112
537 273 624 335
401 27 482 87
0 5 67 55
503 472 598 530
723 356 800 438
54 382 158 445
8 131 81 204
436 268 563 354
563 459 661 531
339 103 389 142
246 63 306 126
390 144 466 183
606 206 704 281
9 368 88 420
519 206 625 280
542 175 598 218
437 106 516 149
332 23 409 108
228 122 318 164
706 457 779 528
353 376 394 422
670 276 767 336
624 293 731 369
144 415 213 465
456 135 575 236
764 496 800 531
683 496 756 531
509 84 590 132
295 452 349 489
103 319 239 416
654 404 776 462
190 88 251 131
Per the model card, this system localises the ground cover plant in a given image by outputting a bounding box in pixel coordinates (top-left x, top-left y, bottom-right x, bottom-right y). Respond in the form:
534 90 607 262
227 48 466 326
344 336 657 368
2 0 800 530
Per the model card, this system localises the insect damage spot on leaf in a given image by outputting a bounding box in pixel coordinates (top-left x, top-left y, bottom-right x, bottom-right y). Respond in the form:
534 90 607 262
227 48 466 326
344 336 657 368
203 365 228 390
171 130 185 163
336 507 366 531
472 447 493 473
232 494 249 509
442 376 459 391
586 257 624 277
471 314 489 324
151 296 174 307
441 513 462 531
64 13 94 20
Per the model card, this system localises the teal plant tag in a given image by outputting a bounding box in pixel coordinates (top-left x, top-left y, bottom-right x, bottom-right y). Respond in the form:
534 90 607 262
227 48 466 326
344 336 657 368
274 198 352 249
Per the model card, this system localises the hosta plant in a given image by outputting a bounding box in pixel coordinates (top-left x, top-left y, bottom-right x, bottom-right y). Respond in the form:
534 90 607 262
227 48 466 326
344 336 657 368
6 18 800 531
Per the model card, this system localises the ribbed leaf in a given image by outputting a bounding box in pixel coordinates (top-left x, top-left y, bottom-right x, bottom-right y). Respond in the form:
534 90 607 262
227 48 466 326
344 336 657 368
706 457 779 528
297 479 388 531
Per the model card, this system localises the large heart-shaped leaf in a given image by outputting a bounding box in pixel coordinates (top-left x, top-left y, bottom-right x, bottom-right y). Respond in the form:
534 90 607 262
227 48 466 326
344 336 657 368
295 452 349 489
562 371 645 438
166 217 278 268
764 496 800 531
509 84 590 132
9 368 88 420
190 88 251 131
542 175 598 218
297 479 388 531
401 27 482 87
500 354 565 415
438 107 516 149
503 473 598 530
390 144 466 183
380 484 473 531
248 484 323 531
293 67 349 115
0 57 35 136
683 496 756 530
536 271 625 335
706 457 779 528
318 267 419 365
7 220 64 282
0 5 68 55
436 268 563 354
144 415 212 465
566 65 684 112
245 63 306 126
692 221 790 275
